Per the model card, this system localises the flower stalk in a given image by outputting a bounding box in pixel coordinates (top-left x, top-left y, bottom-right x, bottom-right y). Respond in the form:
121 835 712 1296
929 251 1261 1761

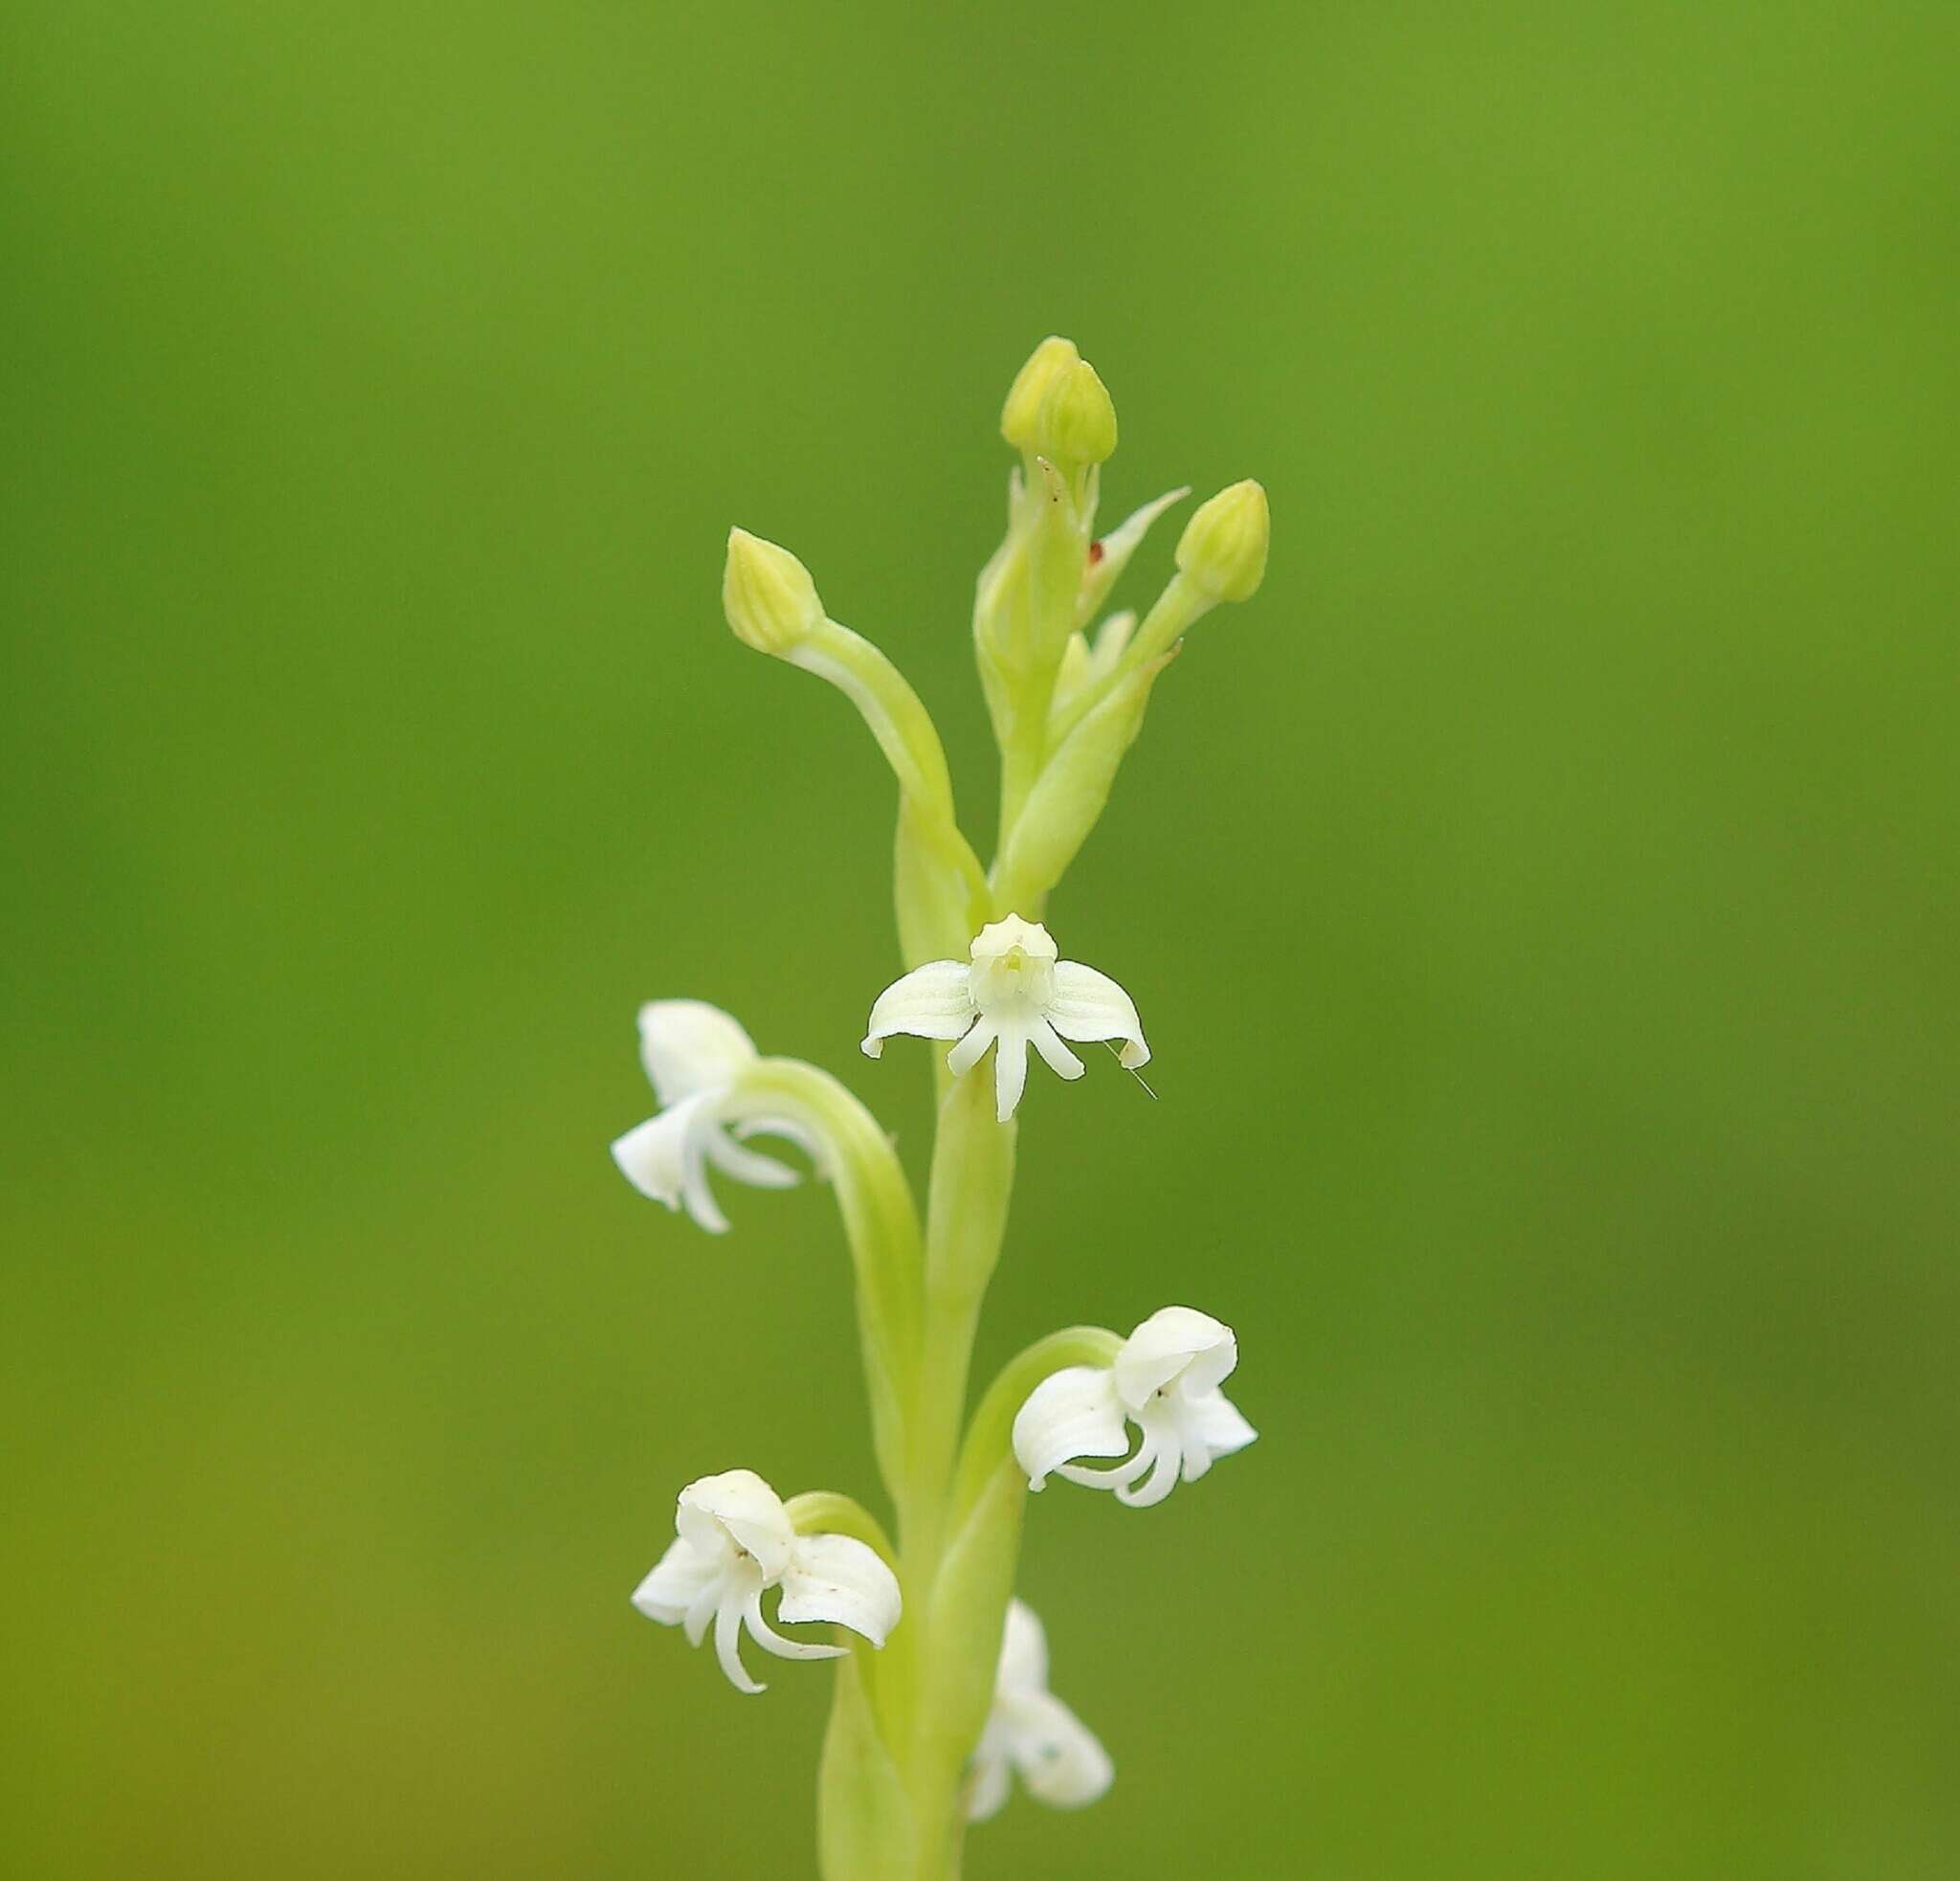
612 338 1269 1878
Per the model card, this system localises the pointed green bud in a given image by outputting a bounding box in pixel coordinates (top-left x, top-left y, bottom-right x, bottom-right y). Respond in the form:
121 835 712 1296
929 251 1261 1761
1000 336 1080 452
723 527 825 655
1174 479 1269 603
1036 358 1118 466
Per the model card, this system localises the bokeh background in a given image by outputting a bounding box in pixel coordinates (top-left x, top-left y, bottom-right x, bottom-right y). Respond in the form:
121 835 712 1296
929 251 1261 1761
5 3 1955 1875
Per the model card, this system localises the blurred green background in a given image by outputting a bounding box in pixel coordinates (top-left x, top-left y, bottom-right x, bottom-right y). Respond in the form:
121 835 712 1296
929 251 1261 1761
5 2 1955 1874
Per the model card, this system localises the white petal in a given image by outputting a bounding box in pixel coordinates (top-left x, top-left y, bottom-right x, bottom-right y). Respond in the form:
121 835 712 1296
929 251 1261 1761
779 1534 902 1647
679 1154 729 1234
861 960 974 1057
612 1092 733 1234
1052 1436 1154 1492
1179 1387 1258 1478
992 1024 1032 1121
947 1018 997 1080
1113 1306 1238 1409
1013 1367 1129 1489
969 915 1058 967
610 1094 709 1209
703 1124 803 1190
1109 1403 1183 1508
965 1735 1013 1823
996 1598 1048 1694
681 1573 723 1647
630 1535 720 1626
1028 1018 1085 1082
675 1469 795 1581
1047 961 1149 1069
637 1000 758 1107
1001 1689 1115 1810
742 1584 849 1665
969 916 1060 1016
713 1574 766 1693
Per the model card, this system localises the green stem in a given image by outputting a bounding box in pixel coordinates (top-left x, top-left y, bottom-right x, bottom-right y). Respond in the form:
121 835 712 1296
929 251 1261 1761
882 1069 1016 1880
995 682 1052 857
904 1072 1016 1555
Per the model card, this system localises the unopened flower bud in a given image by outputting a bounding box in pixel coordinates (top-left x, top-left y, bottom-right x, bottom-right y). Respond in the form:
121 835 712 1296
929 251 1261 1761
1000 336 1080 452
1174 480 1269 603
723 527 825 655
1037 359 1118 467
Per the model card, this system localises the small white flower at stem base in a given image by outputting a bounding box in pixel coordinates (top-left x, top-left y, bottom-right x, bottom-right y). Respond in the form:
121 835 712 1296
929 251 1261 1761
609 1000 818 1234
860 915 1148 1123
1013 1306 1257 1508
631 1469 901 1694
967 1600 1113 1823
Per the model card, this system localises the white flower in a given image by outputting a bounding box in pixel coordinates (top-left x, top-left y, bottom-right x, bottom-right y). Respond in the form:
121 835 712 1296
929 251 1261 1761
860 915 1148 1122
967 1600 1113 1822
630 1468 902 1694
1013 1306 1257 1509
609 999 817 1233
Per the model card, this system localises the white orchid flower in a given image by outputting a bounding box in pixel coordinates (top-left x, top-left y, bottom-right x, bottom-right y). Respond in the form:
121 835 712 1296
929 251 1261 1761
1013 1306 1257 1509
860 915 1148 1122
967 1600 1113 1822
630 1468 902 1695
610 999 818 1233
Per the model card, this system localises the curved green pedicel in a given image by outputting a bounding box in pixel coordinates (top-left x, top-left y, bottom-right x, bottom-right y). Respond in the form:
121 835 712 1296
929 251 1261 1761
789 620 990 967
785 1491 900 1571
723 1059 924 1502
950 1325 1125 1527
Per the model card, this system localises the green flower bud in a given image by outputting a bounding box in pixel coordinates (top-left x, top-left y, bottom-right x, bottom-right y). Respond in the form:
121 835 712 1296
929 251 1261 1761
999 335 1080 452
1036 358 1118 466
1174 479 1269 603
723 526 825 655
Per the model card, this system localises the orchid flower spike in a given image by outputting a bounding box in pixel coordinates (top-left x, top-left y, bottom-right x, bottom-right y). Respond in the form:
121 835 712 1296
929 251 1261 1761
967 1600 1114 1823
860 915 1148 1122
610 1000 817 1234
1013 1306 1257 1509
631 1469 902 1694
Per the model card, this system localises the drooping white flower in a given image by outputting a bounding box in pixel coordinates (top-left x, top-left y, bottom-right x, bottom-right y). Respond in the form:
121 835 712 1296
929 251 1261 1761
630 1468 902 1694
1013 1306 1257 1509
967 1600 1113 1822
609 999 817 1233
860 915 1148 1122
